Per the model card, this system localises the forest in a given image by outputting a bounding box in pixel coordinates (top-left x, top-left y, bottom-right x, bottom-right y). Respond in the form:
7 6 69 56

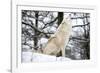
21 10 90 62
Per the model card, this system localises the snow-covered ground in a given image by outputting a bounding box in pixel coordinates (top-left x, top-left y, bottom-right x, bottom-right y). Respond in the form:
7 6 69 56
22 52 71 63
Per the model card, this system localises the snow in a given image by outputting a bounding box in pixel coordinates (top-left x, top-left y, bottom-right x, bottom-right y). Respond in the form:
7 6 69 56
39 38 48 44
53 12 58 18
49 26 57 32
32 53 56 62
43 17 51 23
38 38 48 48
22 52 71 62
22 52 33 62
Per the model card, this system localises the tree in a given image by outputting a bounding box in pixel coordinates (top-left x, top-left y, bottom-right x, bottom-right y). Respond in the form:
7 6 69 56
58 12 63 25
34 11 39 50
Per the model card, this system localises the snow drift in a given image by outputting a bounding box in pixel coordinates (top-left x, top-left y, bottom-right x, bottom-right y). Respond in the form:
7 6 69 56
22 52 71 62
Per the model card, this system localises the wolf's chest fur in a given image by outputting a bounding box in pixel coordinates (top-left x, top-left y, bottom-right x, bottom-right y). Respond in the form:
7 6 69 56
43 18 72 56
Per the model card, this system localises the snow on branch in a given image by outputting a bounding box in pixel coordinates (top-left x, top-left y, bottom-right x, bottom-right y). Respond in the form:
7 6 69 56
22 21 53 38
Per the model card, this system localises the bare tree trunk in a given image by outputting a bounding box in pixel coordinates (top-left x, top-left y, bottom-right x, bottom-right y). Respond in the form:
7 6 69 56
57 12 64 56
82 13 90 59
34 11 39 50
58 12 63 25
85 13 90 59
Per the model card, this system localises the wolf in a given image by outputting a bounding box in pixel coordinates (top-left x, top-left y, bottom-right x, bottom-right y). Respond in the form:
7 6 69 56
43 18 72 57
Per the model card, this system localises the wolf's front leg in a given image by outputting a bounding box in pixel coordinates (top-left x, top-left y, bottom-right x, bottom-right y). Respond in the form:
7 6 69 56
61 48 65 57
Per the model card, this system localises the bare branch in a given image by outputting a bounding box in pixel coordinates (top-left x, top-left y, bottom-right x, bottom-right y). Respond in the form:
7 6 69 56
42 17 58 29
22 21 53 38
71 16 90 19
72 22 90 28
70 37 89 42
22 22 43 33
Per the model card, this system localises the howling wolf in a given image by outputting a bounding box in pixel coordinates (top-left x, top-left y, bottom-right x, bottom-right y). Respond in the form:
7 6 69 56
43 18 72 57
